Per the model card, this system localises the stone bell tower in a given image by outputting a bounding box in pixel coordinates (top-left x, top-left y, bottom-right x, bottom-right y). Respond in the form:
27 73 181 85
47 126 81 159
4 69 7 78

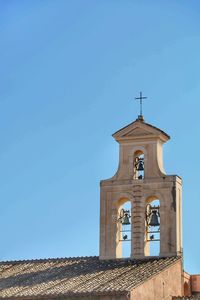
99 115 182 260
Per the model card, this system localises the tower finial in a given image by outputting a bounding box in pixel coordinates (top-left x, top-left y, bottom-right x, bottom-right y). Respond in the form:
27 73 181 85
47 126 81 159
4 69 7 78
135 91 147 121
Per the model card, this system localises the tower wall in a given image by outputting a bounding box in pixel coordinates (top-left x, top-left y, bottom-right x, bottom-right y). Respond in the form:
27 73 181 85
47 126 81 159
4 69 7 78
99 119 182 260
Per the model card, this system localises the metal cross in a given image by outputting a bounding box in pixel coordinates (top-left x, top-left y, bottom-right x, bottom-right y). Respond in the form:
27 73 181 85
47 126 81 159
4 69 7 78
135 91 147 117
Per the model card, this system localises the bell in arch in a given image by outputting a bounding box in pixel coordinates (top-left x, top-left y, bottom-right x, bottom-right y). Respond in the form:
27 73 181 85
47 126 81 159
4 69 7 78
146 204 160 227
137 159 144 171
149 210 160 226
135 157 144 171
119 209 131 225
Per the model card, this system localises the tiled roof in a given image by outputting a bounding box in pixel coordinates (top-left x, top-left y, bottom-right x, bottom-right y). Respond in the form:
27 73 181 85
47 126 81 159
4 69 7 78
0 256 180 299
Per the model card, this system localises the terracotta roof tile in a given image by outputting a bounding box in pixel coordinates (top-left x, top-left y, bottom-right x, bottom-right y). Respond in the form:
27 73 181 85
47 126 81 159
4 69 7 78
0 256 180 299
173 297 200 300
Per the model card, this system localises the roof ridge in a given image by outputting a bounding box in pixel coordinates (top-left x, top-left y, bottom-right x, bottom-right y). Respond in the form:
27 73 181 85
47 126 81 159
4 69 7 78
0 255 98 265
0 255 180 265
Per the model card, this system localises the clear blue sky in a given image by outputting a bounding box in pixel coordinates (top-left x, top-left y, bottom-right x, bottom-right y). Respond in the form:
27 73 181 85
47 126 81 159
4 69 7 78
0 0 200 274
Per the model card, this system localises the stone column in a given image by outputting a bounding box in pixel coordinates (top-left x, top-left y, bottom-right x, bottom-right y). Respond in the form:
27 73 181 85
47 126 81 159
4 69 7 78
131 185 145 258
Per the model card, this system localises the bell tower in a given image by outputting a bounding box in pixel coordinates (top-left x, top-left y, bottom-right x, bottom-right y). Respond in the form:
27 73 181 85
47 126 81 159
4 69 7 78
99 116 182 260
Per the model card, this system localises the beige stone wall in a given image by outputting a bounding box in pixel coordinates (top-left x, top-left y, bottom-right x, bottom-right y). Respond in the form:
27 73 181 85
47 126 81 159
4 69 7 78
100 169 182 259
130 260 183 300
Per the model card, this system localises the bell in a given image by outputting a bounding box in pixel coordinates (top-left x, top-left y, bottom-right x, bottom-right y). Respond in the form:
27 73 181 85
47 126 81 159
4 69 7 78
121 213 130 225
148 210 160 227
137 160 144 171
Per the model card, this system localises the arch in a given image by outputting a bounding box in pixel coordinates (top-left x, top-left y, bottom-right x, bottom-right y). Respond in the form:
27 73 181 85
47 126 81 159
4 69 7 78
146 194 161 203
130 145 147 157
144 196 160 257
115 192 134 206
117 196 130 207
134 149 144 156
116 198 132 258
144 192 164 204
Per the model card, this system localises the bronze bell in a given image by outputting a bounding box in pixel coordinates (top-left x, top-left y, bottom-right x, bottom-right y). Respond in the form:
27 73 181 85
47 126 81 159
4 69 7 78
121 212 130 225
148 210 160 227
137 159 144 171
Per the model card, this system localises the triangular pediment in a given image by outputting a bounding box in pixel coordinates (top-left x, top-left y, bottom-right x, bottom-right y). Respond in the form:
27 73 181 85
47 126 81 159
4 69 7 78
124 126 153 137
112 119 170 142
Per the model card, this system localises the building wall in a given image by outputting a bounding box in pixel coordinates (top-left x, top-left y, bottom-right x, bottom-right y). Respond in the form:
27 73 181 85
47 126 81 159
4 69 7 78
130 260 183 300
191 275 200 295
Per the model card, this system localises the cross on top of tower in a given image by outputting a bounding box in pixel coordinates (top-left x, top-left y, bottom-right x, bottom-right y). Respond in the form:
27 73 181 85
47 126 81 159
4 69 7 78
135 91 147 121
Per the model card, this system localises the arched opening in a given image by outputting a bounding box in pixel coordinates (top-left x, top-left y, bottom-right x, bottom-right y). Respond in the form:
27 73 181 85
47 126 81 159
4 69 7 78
145 197 160 256
117 200 131 258
133 150 144 180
